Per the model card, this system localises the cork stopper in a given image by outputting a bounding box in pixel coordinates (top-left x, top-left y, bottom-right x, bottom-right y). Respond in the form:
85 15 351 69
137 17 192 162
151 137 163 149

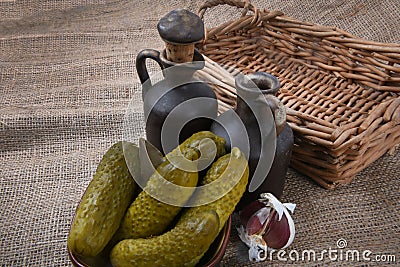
157 9 204 63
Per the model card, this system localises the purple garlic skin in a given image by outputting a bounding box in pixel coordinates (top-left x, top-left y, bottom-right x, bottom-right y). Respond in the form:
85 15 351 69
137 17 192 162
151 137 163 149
263 210 291 249
239 194 295 250
239 200 265 227
245 207 270 235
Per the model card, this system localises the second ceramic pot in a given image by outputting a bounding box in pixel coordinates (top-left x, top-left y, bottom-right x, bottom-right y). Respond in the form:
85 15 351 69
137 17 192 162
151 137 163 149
211 72 293 209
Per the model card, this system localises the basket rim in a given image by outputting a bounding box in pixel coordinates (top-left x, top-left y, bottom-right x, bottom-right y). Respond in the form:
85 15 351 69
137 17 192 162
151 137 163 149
197 0 400 92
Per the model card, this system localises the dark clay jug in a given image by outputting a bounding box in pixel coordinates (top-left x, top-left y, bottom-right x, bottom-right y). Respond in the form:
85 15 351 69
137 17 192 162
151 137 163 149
136 9 218 154
210 72 293 209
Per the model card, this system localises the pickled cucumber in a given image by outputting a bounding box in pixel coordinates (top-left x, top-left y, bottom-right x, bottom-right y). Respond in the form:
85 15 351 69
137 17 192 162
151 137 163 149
110 210 220 267
67 141 137 257
114 131 226 241
110 148 249 267
193 147 249 232
172 131 226 161
185 147 249 266
114 148 199 241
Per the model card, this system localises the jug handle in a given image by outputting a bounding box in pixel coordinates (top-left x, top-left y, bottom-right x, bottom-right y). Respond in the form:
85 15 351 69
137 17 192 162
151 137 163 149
264 94 286 136
136 49 164 87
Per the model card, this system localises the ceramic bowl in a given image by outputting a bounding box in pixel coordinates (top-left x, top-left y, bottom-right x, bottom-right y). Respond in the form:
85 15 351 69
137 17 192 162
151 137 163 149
68 215 231 267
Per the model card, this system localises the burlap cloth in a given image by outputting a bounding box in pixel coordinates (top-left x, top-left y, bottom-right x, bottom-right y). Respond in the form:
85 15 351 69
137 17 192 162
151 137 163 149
0 0 399 266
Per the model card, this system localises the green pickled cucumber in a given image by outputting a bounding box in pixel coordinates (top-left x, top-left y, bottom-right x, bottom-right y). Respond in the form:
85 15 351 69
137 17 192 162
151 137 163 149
193 147 249 232
110 210 220 267
110 148 249 267
173 131 226 160
114 148 199 241
185 147 250 266
67 141 137 257
114 131 226 241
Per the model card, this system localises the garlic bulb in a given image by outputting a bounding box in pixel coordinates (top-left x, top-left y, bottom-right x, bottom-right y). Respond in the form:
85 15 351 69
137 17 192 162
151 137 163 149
237 193 296 262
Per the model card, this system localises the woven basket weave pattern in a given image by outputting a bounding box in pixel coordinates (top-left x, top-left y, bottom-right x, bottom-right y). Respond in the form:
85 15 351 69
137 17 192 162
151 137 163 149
197 0 400 189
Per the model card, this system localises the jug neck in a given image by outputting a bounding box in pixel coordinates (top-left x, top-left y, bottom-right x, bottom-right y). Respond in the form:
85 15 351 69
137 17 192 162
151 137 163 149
235 72 286 135
160 48 205 71
159 49 205 84
244 72 280 96
235 74 265 120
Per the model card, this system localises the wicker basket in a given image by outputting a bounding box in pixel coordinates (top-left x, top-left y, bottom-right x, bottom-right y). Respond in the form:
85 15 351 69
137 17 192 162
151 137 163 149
196 0 400 189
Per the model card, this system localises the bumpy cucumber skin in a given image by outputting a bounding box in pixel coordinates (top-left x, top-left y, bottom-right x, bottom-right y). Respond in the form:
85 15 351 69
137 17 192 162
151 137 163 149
196 147 249 232
110 210 220 267
174 131 226 160
110 148 249 267
67 142 137 257
115 148 198 241
115 131 226 241
185 147 249 267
